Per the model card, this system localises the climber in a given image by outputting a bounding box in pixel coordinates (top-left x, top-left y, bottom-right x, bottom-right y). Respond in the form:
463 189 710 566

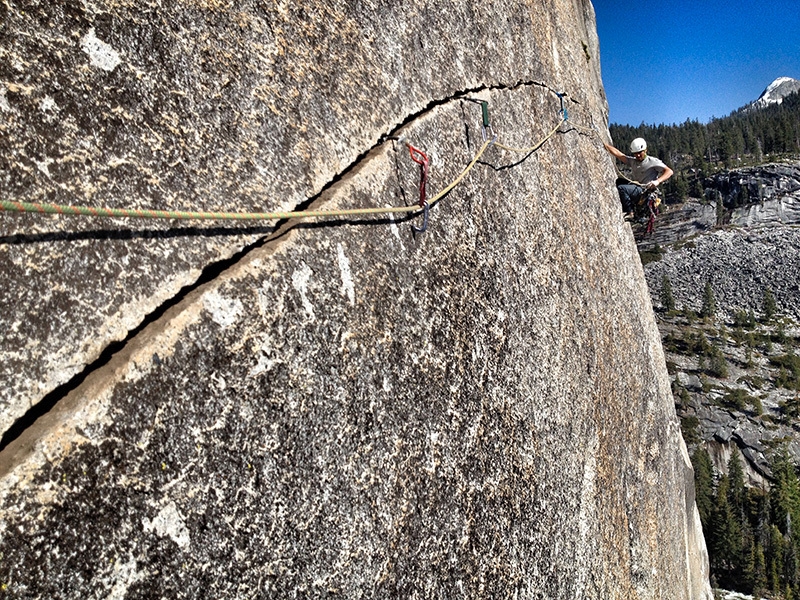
604 137 673 219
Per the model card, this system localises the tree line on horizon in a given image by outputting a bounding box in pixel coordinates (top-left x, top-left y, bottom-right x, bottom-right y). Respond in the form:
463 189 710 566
609 91 800 202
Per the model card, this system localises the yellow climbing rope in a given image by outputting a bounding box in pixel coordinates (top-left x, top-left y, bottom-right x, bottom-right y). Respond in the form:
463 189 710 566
0 138 498 223
0 105 574 225
0 198 421 222
427 136 496 206
493 119 565 155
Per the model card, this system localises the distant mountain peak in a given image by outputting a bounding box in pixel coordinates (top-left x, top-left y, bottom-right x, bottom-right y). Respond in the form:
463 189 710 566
752 76 800 109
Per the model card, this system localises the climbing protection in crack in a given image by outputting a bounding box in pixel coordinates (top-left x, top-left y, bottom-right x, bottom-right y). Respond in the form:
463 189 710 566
0 84 598 455
0 88 596 231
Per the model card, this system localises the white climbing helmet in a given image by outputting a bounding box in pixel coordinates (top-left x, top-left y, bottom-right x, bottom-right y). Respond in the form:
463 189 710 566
630 138 647 154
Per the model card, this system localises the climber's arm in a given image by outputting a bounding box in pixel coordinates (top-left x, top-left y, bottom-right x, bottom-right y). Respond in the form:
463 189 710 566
603 142 628 164
648 165 674 190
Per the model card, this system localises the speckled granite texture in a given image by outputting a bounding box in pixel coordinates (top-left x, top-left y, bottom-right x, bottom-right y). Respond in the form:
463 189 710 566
0 0 710 597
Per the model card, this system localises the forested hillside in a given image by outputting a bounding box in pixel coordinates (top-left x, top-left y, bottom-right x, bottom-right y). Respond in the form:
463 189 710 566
649 250 800 598
693 444 800 598
610 92 800 201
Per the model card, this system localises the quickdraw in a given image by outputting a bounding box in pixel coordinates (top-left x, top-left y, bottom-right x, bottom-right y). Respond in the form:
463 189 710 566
645 192 660 235
556 92 568 121
1 90 573 233
407 144 429 233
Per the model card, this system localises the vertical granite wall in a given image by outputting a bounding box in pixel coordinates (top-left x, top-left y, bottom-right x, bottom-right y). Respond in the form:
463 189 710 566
0 0 711 597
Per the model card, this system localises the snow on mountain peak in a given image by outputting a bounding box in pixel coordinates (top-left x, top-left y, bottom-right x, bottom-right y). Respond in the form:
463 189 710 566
766 76 795 91
753 76 800 109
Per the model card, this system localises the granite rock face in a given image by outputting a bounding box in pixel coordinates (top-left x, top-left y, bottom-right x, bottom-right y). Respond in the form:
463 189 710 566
1 0 611 437
708 163 800 226
0 1 710 598
633 200 717 251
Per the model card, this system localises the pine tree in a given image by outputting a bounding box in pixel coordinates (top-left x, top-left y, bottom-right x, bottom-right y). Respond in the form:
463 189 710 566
727 452 754 590
729 452 746 519
743 535 757 592
690 175 705 198
609 90 800 198
708 351 729 378
711 474 743 587
771 445 800 537
660 274 676 312
770 442 800 594
769 525 786 594
764 288 778 322
671 171 690 200
701 282 717 320
786 542 799 591
693 447 715 530
753 541 768 596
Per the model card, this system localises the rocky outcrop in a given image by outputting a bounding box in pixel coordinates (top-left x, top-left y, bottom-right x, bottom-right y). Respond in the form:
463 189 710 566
707 162 800 216
674 354 800 487
634 162 800 250
634 200 717 250
0 1 710 598
643 227 800 322
663 308 800 497
751 77 800 110
644 223 800 490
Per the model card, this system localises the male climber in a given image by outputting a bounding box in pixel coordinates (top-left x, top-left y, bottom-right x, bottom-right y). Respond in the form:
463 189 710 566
604 137 673 219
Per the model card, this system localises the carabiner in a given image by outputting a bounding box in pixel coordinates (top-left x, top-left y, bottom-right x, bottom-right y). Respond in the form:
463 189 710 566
412 201 429 234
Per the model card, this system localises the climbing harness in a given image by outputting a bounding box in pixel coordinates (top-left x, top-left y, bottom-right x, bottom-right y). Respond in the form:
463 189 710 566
569 113 665 238
613 166 663 234
0 89 584 233
572 116 666 236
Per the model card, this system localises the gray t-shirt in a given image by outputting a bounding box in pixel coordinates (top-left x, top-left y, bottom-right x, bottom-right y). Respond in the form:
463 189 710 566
624 154 668 185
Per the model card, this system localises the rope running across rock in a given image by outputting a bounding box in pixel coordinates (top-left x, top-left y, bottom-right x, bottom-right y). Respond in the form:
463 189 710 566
0 93 589 226
0 137 498 223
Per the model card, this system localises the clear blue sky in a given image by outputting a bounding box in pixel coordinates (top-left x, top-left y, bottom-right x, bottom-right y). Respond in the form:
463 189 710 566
592 0 800 126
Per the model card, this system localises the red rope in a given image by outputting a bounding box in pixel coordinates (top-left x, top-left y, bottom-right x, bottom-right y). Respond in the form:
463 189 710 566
645 195 659 235
408 145 429 208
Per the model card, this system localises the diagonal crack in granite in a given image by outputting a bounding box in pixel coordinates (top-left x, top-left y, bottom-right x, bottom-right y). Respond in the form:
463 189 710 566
0 80 580 455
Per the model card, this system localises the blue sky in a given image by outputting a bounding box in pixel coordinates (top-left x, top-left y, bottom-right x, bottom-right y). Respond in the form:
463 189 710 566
592 0 800 126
